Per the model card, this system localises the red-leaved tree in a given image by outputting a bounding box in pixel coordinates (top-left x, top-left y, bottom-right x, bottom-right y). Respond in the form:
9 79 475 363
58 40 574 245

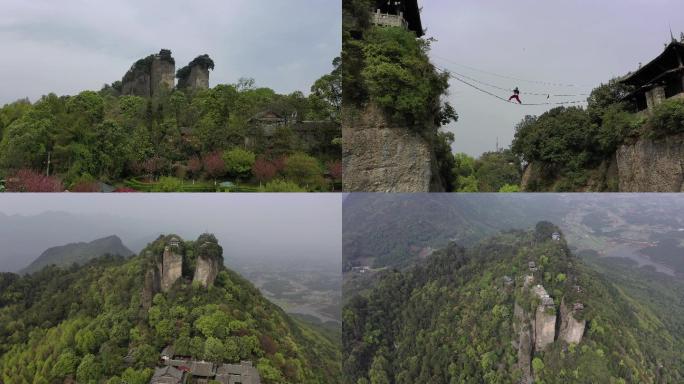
143 156 164 180
202 152 226 182
327 160 342 181
5 169 63 192
187 156 202 180
252 157 278 183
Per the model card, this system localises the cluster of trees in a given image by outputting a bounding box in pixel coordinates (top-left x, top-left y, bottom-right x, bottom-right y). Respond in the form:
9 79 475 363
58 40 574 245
509 79 684 191
451 149 522 192
0 60 341 192
342 224 684 383
0 236 341 383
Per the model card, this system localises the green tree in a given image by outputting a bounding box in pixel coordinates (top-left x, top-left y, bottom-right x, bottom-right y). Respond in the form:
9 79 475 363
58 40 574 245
223 148 256 180
76 354 101 384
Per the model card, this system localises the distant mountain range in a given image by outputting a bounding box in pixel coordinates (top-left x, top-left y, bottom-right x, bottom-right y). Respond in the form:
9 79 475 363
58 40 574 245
20 235 134 275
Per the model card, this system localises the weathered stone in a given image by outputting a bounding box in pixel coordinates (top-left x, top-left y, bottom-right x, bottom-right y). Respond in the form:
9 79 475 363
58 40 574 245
342 104 443 192
559 297 586 344
161 244 182 292
121 49 175 98
142 266 161 310
192 234 223 287
186 65 209 90
616 133 684 192
532 285 556 351
513 302 533 384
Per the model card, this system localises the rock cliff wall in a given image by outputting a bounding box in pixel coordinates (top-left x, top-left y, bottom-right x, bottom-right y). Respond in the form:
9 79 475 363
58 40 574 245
534 305 557 351
161 245 182 292
559 298 586 344
513 303 533 384
342 104 442 192
186 65 210 91
122 49 175 98
616 133 684 192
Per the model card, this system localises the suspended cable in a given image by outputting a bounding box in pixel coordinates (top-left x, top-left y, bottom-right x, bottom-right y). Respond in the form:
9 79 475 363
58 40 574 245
432 54 586 88
435 66 587 106
439 66 590 97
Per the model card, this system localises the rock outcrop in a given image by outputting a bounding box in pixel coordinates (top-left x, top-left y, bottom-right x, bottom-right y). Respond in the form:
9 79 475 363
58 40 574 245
176 54 213 92
122 49 175 98
161 237 183 292
559 297 586 344
142 256 161 309
616 133 684 192
513 303 533 384
532 284 557 351
192 234 223 287
342 104 443 192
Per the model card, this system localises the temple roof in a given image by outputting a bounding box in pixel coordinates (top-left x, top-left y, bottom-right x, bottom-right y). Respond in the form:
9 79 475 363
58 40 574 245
620 41 684 87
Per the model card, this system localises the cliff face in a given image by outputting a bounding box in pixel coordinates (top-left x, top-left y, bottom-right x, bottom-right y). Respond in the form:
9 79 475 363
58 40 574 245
513 303 533 384
142 259 161 310
192 236 222 287
342 104 442 192
121 49 175 98
534 305 557 351
559 298 586 344
616 133 684 192
186 65 209 90
161 244 182 292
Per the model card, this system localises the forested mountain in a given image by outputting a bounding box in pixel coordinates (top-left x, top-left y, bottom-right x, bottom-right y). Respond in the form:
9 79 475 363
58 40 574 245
0 234 341 383
343 194 569 270
0 53 341 192
343 224 684 383
20 235 133 275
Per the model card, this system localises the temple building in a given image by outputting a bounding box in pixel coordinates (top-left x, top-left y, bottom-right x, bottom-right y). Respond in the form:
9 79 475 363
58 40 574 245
372 0 423 37
621 36 684 112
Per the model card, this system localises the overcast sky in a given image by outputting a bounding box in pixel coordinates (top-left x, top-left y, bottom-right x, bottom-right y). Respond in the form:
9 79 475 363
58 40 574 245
0 194 342 268
423 0 684 156
0 0 340 105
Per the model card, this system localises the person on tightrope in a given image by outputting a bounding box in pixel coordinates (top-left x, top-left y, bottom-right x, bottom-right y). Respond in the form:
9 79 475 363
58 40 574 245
508 87 521 104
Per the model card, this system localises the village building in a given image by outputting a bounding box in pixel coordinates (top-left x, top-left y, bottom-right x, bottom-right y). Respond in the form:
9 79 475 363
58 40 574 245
552 232 561 241
150 365 185 384
621 35 684 113
215 361 261 384
371 0 423 37
153 347 261 384
528 261 538 272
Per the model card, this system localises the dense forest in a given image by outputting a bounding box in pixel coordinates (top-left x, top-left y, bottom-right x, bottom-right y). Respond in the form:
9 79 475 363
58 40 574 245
0 235 341 383
0 59 341 192
343 223 684 383
342 0 459 190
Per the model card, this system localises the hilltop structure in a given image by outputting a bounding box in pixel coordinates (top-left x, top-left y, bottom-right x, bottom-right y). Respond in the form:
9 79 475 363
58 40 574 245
371 0 423 37
621 36 684 113
121 50 213 98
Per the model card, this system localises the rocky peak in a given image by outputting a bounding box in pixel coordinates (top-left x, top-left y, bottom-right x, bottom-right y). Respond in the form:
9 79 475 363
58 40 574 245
122 49 176 98
192 233 223 287
176 54 214 91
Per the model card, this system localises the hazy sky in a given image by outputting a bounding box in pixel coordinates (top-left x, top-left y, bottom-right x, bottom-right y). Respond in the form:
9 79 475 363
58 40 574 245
0 194 342 268
0 0 341 105
423 0 684 156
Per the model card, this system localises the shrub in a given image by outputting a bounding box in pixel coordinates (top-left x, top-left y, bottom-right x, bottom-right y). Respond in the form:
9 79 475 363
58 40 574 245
257 179 306 192
152 176 183 192
648 99 684 137
361 27 451 128
498 184 521 192
283 152 326 190
5 169 63 192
